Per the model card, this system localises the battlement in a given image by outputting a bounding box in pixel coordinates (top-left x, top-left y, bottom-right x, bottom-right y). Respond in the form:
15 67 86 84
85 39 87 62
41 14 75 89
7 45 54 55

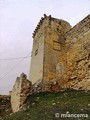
32 14 46 38
32 14 71 38
66 14 90 39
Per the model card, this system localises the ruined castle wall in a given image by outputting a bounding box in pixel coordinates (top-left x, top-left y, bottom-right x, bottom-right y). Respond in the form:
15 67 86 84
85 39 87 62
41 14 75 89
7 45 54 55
43 18 71 90
66 15 90 39
11 73 31 113
11 77 21 112
65 15 90 90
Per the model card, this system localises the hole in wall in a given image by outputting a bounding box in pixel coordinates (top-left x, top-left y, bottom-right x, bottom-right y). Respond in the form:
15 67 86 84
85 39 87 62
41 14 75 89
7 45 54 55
35 49 38 56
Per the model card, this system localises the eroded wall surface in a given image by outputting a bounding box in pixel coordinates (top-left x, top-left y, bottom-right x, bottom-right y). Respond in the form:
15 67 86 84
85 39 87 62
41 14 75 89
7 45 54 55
64 14 90 90
11 73 31 112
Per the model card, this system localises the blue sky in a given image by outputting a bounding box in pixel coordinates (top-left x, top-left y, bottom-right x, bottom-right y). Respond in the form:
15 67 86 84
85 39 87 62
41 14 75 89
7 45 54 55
0 0 90 94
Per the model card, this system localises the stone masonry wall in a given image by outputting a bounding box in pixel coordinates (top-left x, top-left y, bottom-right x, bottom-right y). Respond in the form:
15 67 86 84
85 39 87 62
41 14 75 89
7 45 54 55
64 14 90 90
66 14 90 39
11 73 32 113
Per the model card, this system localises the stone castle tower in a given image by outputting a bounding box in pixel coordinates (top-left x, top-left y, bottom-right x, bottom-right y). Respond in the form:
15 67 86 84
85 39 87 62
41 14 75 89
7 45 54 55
29 14 71 89
30 14 90 91
11 14 90 112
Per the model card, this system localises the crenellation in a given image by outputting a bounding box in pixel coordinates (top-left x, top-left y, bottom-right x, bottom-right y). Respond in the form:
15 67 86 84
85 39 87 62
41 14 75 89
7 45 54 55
43 14 47 18
32 18 44 37
32 14 49 38
32 14 64 38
